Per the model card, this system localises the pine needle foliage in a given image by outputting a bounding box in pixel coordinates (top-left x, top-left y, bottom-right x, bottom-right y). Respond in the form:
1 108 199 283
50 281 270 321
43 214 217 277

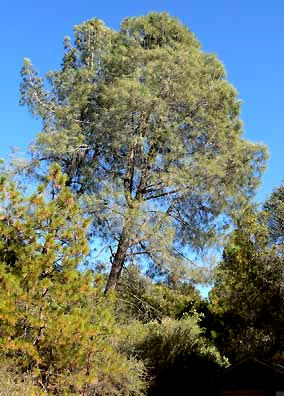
19 12 267 292
263 183 284 245
210 206 284 363
0 164 147 395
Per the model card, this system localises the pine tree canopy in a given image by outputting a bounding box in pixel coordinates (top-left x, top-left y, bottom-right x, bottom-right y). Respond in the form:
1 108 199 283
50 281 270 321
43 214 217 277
263 183 284 246
19 12 268 292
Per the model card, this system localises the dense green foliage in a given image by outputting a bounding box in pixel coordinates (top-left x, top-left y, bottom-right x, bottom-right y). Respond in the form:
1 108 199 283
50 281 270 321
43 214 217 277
210 202 284 363
116 265 201 323
120 315 227 396
19 12 267 292
0 164 147 395
263 183 284 245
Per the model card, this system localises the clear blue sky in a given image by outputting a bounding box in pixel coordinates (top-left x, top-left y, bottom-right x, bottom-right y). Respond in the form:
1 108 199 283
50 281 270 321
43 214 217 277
1 0 283 203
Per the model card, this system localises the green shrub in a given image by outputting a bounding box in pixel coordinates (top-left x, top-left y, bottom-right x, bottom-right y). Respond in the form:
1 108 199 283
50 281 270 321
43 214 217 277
121 315 227 395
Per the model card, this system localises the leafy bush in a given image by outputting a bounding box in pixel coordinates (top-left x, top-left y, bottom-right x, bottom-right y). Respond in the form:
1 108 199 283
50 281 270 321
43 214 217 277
121 314 227 396
116 265 200 323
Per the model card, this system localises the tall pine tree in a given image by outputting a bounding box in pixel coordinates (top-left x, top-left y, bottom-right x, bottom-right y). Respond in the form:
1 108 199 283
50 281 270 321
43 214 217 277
20 13 267 292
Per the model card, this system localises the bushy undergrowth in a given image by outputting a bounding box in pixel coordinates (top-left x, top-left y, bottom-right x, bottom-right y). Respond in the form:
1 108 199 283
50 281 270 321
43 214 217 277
120 314 228 396
116 265 201 323
0 362 45 396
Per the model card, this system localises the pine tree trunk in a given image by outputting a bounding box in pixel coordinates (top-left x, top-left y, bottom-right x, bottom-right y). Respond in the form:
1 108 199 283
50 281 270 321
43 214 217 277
104 228 130 293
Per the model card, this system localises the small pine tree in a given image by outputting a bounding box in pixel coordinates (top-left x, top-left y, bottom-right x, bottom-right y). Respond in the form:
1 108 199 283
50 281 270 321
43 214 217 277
0 164 147 395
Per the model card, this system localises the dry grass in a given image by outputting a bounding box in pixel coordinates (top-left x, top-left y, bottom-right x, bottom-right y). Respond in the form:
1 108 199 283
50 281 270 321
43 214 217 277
0 363 45 396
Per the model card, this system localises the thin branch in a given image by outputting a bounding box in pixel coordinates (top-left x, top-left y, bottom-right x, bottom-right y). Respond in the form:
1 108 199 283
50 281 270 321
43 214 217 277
29 79 92 126
145 188 181 201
